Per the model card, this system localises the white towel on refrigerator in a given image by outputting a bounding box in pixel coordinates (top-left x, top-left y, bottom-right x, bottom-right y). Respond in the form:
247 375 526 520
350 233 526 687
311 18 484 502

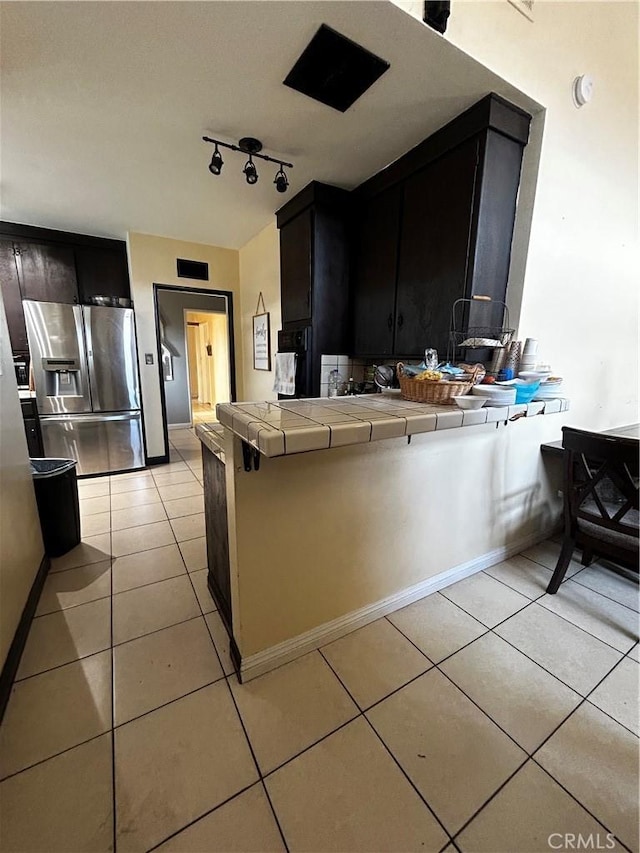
273 352 297 396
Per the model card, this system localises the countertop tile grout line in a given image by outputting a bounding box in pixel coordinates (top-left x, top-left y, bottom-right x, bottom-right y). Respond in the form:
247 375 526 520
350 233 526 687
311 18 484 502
317 647 455 847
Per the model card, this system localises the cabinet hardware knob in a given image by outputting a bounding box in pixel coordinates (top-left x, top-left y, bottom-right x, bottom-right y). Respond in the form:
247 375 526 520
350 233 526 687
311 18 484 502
398 314 404 328
387 313 393 330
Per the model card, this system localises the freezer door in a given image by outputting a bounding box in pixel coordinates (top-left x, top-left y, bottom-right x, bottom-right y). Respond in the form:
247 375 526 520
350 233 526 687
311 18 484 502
23 301 91 414
40 412 145 476
83 306 140 412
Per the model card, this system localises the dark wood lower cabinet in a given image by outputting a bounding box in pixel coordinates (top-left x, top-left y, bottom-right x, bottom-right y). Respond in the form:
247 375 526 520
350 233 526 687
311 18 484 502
202 446 232 630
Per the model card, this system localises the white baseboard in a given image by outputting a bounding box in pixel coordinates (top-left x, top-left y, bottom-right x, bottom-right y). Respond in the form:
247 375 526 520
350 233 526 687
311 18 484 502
239 526 556 683
168 423 193 430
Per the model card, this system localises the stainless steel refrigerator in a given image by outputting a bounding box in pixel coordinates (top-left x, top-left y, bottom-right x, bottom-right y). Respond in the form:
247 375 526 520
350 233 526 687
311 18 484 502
24 300 144 475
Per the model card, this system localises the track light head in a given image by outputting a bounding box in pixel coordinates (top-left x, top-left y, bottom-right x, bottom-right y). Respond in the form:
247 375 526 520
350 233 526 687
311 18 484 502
203 135 292 190
274 166 289 194
243 156 259 185
208 145 224 175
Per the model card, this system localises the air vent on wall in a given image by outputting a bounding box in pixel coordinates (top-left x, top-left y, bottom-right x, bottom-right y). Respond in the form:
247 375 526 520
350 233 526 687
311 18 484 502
283 24 390 113
176 258 209 281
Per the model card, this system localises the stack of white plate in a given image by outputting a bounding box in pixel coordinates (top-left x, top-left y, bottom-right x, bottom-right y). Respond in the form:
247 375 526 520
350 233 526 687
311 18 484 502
533 379 563 401
471 385 517 406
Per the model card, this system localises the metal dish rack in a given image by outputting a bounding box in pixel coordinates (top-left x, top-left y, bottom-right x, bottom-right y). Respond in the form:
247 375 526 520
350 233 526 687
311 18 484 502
447 296 514 365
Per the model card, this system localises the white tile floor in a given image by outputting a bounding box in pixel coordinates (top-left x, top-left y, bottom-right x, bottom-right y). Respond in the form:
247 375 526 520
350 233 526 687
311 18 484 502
0 429 638 852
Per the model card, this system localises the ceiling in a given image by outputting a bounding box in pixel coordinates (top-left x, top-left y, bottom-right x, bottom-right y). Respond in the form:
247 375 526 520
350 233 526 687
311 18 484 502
0 1 540 249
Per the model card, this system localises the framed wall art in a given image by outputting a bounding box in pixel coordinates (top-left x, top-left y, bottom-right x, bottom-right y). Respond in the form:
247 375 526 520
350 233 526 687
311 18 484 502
252 292 271 371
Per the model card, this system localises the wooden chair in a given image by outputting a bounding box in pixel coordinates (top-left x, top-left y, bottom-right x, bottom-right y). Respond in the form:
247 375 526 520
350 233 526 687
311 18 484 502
546 426 639 594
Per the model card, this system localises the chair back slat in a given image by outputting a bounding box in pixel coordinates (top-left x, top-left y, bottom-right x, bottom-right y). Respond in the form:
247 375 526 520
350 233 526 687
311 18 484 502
562 427 639 541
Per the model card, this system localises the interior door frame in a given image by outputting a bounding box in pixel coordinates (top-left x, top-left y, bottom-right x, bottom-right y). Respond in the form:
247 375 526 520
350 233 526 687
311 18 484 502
153 283 237 464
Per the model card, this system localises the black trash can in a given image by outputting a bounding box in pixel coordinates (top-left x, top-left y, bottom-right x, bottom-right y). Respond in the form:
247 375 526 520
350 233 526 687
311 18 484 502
31 459 81 557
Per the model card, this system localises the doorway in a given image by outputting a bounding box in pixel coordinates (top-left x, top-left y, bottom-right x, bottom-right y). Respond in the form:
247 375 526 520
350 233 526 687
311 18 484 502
185 310 231 424
154 284 236 461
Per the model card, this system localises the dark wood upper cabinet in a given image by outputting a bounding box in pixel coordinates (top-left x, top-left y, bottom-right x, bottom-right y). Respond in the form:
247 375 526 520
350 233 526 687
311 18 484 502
279 209 312 325
0 239 28 352
16 241 79 304
395 138 479 358
0 223 132 355
75 245 130 303
277 183 352 396
352 185 402 357
350 94 530 359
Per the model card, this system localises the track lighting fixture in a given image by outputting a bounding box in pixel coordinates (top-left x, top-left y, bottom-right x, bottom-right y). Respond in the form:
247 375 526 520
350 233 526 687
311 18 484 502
243 155 259 185
202 135 293 193
274 166 289 194
208 144 224 175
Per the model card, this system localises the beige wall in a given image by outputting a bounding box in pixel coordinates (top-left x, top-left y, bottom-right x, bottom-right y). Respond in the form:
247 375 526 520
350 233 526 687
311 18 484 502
226 414 563 659
127 232 241 457
0 297 44 669
238 221 281 402
395 0 639 429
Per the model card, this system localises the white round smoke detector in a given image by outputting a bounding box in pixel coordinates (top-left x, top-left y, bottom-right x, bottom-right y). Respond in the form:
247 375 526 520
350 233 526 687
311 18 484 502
572 75 594 108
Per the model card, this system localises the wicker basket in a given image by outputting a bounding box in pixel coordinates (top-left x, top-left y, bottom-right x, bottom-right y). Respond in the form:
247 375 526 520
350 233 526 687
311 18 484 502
397 363 473 405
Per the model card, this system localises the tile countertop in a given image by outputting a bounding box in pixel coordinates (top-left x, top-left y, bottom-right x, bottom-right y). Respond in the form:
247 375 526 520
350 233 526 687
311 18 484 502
196 422 225 461
209 392 570 459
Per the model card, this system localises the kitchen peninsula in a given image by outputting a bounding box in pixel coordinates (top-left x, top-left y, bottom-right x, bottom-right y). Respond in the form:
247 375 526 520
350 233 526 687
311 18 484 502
197 394 569 682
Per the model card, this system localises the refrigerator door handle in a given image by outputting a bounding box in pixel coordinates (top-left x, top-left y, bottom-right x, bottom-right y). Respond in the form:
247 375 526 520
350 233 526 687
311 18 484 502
42 413 137 424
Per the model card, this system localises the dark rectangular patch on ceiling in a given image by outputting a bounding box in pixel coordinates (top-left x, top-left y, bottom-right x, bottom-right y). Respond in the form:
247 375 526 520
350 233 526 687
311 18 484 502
176 258 209 281
283 24 390 113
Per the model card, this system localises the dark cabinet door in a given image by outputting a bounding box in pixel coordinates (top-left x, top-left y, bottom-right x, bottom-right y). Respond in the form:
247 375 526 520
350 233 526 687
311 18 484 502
280 209 312 324
16 241 79 304
203 447 232 628
0 240 28 352
352 185 402 357
395 137 479 358
23 418 44 457
75 245 130 302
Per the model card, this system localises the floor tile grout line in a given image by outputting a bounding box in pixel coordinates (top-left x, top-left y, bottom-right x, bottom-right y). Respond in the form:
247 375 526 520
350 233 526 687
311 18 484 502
108 479 117 853
31 591 112 620
533 597 638 655
568 575 640 614
176 542 292 852
0 729 112 786
145 781 262 853
316 647 455 847
519 550 640 614
346 610 637 845
527 758 635 853
447 755 530 845
382 611 491 670
527 650 640 762
113 674 226 732
13 644 113 685
442 581 636 659
12 613 211 687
